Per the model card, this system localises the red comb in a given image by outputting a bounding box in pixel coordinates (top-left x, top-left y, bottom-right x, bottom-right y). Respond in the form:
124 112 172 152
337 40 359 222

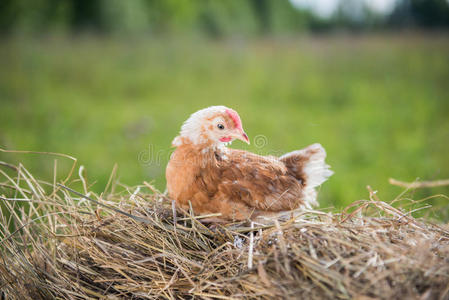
225 109 242 130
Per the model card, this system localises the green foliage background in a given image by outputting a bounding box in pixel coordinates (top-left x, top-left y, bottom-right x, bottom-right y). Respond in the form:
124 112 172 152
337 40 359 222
1 34 448 219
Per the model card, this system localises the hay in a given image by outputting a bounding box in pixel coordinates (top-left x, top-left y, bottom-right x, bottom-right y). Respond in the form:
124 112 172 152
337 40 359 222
0 161 448 299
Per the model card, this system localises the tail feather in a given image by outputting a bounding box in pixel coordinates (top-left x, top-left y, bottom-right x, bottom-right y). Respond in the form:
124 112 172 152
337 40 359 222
280 143 333 208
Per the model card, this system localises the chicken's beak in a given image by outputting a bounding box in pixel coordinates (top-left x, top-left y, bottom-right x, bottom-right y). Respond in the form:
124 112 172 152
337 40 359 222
237 131 250 144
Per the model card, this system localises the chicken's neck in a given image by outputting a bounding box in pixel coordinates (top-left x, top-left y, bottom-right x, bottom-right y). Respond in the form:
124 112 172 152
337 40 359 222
176 141 229 160
173 133 233 154
196 142 228 154
171 141 229 170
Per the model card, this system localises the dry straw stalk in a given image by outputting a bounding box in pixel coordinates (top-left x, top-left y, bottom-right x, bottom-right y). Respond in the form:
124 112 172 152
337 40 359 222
0 157 448 299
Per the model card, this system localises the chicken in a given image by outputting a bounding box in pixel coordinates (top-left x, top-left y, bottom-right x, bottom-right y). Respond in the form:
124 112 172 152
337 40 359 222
166 106 333 222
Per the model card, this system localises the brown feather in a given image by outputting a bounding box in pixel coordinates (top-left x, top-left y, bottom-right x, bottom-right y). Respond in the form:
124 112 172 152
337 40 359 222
166 145 312 221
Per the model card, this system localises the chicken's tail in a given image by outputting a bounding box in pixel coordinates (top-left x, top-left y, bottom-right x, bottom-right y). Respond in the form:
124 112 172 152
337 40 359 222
280 143 333 208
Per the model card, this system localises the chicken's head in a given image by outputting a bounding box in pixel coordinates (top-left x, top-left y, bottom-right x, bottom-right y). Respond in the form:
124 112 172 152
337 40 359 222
172 106 249 147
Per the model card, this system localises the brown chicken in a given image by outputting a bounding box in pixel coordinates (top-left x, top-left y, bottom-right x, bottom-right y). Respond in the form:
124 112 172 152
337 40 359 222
166 106 333 222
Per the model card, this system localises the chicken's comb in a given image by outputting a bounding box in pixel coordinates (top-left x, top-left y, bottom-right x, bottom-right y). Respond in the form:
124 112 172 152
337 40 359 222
225 108 243 130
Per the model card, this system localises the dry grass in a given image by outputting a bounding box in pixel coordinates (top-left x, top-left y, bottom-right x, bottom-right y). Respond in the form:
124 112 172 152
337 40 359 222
0 158 448 299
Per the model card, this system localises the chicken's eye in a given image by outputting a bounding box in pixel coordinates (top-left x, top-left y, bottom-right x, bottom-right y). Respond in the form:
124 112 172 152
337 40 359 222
217 124 225 130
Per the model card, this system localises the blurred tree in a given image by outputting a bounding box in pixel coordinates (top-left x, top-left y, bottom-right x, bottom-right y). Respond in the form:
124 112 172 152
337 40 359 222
0 0 71 34
195 0 258 37
251 0 271 34
101 0 150 34
70 0 104 31
0 0 448 36
389 0 449 28
332 0 385 31
0 0 18 34
270 0 309 33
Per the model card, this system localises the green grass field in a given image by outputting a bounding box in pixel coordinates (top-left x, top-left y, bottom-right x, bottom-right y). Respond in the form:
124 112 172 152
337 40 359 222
1 34 448 219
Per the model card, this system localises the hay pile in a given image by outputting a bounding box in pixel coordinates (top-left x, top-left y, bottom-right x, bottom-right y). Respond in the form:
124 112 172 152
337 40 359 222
0 160 448 299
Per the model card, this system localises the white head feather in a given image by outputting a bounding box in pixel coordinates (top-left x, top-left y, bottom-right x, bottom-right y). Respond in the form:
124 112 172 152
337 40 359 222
172 106 229 146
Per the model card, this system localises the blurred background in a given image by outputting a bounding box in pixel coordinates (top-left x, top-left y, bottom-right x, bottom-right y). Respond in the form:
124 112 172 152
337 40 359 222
1 0 448 219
